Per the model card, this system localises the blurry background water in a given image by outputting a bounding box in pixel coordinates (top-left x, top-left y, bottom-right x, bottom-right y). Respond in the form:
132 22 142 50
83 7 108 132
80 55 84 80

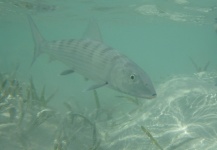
0 0 217 150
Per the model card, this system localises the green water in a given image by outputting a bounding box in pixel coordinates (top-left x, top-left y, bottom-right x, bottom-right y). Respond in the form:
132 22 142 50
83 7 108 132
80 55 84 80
0 0 217 150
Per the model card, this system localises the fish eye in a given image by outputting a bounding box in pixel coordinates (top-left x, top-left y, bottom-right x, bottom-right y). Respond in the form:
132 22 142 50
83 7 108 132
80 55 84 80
130 74 135 80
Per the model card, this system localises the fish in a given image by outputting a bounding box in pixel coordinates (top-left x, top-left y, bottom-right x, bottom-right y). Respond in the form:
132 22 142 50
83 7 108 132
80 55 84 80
27 16 156 99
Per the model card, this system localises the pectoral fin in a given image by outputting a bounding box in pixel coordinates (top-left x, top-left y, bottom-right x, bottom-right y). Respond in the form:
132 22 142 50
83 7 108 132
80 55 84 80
60 69 74 75
84 82 108 91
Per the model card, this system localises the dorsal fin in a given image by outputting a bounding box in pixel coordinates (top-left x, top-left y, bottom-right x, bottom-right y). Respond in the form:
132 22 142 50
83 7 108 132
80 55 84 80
83 19 103 42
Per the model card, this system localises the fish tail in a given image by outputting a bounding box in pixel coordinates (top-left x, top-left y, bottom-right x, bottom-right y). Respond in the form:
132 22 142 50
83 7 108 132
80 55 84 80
27 15 45 66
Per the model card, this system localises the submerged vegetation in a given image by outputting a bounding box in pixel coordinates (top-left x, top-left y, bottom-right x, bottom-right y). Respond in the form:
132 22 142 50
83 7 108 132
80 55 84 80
0 70 57 149
141 126 163 150
0 69 104 150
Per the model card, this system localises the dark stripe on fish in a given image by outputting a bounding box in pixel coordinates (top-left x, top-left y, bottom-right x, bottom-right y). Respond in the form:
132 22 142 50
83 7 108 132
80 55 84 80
67 39 75 45
111 55 122 64
83 40 92 49
100 47 113 56
56 40 66 50
89 43 102 62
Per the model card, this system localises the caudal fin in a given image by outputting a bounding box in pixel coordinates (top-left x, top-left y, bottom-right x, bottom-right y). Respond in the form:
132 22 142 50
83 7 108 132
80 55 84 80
27 15 45 66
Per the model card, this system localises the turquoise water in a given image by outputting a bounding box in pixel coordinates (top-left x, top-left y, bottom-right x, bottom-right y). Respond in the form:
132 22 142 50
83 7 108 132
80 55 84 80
0 0 217 149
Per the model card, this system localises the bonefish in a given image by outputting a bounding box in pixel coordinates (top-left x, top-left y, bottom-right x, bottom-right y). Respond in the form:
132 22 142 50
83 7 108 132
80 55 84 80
28 16 156 99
